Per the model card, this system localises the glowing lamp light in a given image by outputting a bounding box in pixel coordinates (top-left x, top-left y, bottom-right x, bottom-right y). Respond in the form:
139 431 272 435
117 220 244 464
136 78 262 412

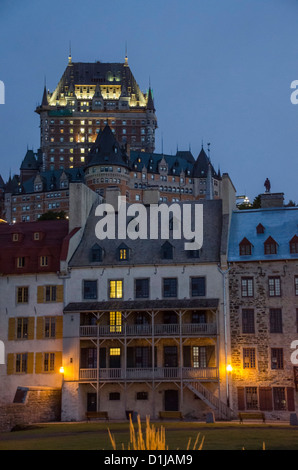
59 366 64 374
226 364 233 372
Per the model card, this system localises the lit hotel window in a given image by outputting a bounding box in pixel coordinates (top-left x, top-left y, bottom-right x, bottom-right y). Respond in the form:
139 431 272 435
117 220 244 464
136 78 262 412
109 280 123 299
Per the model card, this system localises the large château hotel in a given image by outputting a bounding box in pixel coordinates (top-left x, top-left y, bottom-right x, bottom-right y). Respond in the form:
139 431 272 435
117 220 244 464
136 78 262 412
35 53 158 171
1 54 221 224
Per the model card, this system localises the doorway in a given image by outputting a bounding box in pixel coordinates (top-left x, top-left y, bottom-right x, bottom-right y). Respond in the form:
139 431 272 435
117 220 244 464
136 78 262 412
164 389 179 411
87 392 97 412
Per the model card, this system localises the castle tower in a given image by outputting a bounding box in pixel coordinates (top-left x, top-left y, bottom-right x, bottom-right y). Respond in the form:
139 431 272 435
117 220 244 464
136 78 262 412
35 54 158 171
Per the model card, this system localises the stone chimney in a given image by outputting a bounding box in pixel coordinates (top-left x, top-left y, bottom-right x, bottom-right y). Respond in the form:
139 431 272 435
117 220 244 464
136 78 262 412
260 192 284 208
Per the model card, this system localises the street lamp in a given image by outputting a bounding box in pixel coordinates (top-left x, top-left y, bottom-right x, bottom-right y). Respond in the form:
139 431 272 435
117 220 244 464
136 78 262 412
226 364 233 407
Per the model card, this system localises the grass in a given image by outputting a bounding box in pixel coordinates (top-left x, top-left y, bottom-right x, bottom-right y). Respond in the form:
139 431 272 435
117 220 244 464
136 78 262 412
0 420 298 450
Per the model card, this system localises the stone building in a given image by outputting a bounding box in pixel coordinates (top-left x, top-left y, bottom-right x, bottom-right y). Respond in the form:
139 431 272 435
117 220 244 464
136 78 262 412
2 127 221 224
60 174 236 421
0 218 69 418
228 195 298 419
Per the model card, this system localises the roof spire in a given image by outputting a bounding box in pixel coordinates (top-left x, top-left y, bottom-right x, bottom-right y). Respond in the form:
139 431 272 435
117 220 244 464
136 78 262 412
207 142 211 161
68 41 72 65
124 41 128 66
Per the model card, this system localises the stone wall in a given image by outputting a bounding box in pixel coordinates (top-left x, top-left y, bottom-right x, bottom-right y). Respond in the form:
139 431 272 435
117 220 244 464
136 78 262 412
229 259 298 419
0 387 61 432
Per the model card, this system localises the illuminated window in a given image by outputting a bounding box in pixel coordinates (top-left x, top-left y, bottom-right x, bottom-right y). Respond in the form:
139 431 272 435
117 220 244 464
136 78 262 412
109 311 122 332
80 148 85 153
243 348 256 369
109 280 123 299
109 347 121 356
80 120 85 125
81 157 85 162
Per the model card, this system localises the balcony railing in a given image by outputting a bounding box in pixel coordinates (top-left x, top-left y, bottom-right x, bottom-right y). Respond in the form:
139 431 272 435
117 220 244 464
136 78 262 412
80 322 217 338
79 367 218 381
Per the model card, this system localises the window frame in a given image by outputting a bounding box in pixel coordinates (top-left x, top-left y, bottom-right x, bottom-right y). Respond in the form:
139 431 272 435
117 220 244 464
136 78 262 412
241 277 254 297
109 279 123 299
268 276 281 297
242 308 255 334
190 276 206 297
83 280 98 300
17 286 29 304
269 308 283 333
135 278 150 299
243 347 256 369
163 277 178 298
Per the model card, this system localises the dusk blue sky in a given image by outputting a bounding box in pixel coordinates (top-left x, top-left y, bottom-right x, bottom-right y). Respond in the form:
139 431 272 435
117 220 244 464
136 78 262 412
0 0 298 204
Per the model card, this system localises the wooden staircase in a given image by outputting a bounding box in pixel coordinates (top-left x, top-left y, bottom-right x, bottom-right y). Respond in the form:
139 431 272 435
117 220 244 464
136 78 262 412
186 381 232 420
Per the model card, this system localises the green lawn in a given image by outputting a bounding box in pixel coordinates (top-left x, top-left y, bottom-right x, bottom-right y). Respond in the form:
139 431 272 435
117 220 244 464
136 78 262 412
0 421 298 450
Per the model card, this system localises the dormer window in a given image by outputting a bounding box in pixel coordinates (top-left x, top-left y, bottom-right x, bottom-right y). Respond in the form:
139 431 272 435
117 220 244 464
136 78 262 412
12 233 19 242
118 243 129 261
90 244 102 262
34 232 40 240
40 256 48 267
290 235 298 254
256 223 265 234
264 236 278 255
239 238 253 256
161 241 173 260
17 257 25 268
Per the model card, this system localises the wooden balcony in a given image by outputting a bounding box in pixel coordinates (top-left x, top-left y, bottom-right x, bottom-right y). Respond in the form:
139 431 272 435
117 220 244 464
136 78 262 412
79 366 219 382
80 322 217 338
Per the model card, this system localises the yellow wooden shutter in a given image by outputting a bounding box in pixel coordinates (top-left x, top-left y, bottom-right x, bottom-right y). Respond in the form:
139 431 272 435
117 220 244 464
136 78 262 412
7 353 14 375
8 318 15 340
37 286 44 303
27 352 34 374
55 316 63 339
56 285 64 303
54 351 62 373
36 317 44 339
35 352 43 373
27 317 35 340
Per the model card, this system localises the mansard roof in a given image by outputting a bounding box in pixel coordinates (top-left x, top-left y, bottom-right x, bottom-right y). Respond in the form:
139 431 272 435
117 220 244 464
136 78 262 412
44 60 148 109
0 219 68 274
68 199 223 267
17 168 84 194
130 150 194 175
228 206 298 262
